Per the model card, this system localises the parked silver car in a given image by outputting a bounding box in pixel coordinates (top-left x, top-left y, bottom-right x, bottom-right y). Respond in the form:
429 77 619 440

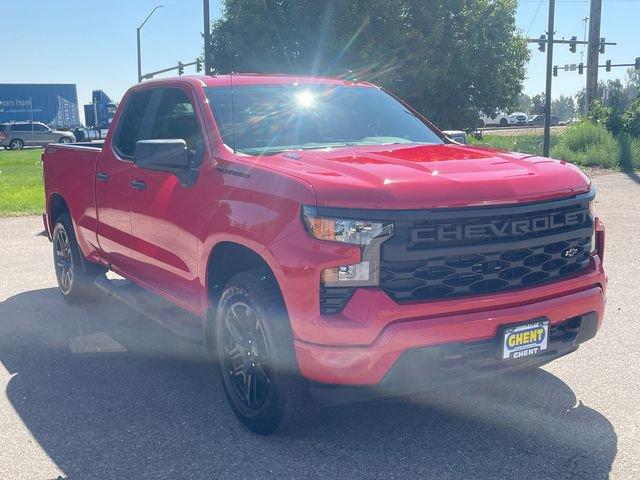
0 122 75 149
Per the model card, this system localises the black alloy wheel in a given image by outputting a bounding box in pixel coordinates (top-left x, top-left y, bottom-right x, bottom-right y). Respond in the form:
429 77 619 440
52 213 105 302
223 300 272 410
214 270 317 434
53 225 74 294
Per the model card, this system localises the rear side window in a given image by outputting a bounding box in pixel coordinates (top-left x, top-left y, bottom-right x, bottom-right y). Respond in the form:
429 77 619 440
11 124 31 132
113 90 153 158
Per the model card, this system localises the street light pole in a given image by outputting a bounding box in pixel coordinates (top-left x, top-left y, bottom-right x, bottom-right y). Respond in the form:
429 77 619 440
203 0 212 75
137 5 164 82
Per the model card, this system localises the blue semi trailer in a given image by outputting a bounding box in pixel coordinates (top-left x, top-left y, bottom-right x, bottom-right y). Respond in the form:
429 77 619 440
0 84 80 129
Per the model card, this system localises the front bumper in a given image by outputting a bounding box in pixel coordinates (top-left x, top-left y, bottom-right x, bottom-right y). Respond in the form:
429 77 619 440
294 273 605 386
309 311 599 406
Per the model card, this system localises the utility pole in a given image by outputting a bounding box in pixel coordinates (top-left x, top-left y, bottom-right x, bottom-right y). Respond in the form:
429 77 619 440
586 0 602 109
543 0 555 157
203 0 212 75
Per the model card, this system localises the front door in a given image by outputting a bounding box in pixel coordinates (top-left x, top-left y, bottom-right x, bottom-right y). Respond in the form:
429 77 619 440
31 123 50 146
127 86 205 308
95 88 155 272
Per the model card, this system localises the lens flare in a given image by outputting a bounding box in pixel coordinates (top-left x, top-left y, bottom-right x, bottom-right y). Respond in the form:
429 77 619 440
295 90 315 108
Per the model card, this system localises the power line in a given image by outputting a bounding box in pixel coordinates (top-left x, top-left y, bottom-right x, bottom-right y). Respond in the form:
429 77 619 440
526 0 545 36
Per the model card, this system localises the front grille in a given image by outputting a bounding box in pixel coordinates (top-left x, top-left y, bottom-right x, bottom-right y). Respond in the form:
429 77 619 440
380 192 594 302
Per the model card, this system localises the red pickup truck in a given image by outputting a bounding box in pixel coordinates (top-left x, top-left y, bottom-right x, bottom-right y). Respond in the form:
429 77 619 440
42 75 606 434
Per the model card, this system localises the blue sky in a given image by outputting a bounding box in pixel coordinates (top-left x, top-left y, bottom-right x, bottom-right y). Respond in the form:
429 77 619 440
1 0 637 117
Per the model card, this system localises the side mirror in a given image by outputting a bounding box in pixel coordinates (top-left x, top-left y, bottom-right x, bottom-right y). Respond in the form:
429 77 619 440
134 139 190 174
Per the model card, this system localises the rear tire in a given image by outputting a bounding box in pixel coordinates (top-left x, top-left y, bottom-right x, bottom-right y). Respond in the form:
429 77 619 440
59 137 72 144
214 270 317 435
499 118 508 127
52 213 105 303
9 138 23 150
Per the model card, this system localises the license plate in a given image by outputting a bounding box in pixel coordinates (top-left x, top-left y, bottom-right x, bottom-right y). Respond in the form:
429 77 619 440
502 320 549 360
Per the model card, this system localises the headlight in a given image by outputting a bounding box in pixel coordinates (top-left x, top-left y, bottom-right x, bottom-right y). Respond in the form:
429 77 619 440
302 206 394 288
301 206 394 245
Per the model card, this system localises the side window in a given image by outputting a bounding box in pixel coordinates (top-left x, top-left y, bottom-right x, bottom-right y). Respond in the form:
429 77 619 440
12 124 29 132
149 88 203 151
33 124 48 132
114 90 153 158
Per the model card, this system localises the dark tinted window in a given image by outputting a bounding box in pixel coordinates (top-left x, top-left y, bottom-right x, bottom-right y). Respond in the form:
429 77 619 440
114 90 153 158
149 88 202 151
205 85 442 155
33 124 48 132
11 124 32 132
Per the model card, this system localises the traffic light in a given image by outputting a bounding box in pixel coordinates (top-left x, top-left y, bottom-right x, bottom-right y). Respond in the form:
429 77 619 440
635 57 640 70
196 58 203 73
538 35 546 52
178 61 184 76
605 60 612 72
578 63 584 75
553 66 558 77
599 37 606 54
569 36 577 53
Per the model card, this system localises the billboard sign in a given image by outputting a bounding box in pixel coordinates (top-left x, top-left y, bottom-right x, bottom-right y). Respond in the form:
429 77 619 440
0 84 80 128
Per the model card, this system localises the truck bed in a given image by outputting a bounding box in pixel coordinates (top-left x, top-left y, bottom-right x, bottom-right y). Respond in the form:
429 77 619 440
42 142 103 257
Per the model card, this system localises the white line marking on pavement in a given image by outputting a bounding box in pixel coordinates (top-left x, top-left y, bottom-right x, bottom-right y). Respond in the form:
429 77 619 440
68 332 127 354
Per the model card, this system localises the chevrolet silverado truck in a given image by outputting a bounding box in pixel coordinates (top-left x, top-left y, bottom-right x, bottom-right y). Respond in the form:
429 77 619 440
42 75 607 434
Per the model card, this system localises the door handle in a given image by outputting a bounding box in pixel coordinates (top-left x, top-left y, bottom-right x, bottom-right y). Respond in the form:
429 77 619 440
130 180 147 191
96 172 109 182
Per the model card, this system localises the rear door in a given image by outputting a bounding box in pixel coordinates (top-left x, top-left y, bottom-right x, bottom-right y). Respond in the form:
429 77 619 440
127 85 205 306
95 88 155 272
11 124 35 146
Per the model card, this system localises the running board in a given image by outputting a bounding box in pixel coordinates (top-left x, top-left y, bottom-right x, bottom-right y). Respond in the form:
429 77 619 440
94 275 204 345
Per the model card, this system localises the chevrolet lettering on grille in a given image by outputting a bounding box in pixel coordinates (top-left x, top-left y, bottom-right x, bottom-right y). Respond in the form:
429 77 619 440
412 211 588 243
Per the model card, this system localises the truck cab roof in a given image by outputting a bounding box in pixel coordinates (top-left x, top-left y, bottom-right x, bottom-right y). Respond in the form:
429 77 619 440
139 74 377 89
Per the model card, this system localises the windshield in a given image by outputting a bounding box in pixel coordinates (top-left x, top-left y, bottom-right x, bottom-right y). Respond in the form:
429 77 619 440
205 84 443 155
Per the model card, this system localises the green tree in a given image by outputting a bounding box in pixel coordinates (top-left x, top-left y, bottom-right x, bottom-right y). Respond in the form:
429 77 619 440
209 0 530 129
515 93 532 114
576 77 638 116
622 97 640 138
551 94 575 121
531 92 545 114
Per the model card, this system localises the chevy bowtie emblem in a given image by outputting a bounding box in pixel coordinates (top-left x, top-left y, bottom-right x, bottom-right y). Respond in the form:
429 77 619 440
561 247 579 258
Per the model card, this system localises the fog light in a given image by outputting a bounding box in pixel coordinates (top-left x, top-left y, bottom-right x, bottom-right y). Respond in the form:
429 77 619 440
322 262 373 287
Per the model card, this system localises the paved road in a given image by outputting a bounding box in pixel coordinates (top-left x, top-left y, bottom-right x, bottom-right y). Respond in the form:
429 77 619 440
1 172 639 480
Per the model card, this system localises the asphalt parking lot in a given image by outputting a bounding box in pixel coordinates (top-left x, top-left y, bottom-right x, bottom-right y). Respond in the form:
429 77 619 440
1 172 639 480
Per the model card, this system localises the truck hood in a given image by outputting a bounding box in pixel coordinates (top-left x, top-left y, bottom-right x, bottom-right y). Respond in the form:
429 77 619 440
260 143 591 209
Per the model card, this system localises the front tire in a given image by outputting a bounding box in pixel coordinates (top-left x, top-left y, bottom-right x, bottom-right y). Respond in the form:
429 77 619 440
214 270 316 435
52 213 104 303
59 137 72 144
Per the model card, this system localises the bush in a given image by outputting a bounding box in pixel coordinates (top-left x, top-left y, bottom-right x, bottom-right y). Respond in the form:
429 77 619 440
630 136 640 167
587 99 623 136
622 97 640 138
550 121 620 168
